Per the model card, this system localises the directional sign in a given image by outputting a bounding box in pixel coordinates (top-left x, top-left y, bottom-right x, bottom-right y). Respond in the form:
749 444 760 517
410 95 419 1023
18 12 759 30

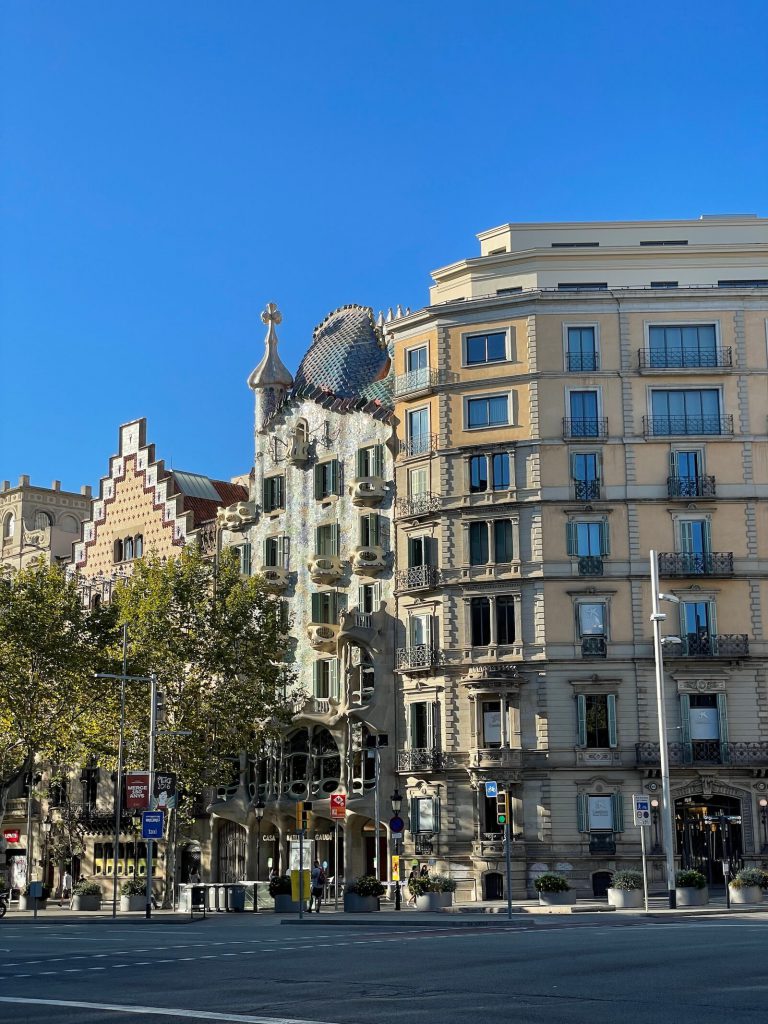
141 810 165 840
633 794 651 827
330 793 347 821
485 781 498 799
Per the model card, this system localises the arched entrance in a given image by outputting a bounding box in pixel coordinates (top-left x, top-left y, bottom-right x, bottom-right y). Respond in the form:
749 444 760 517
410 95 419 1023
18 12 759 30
217 821 247 883
483 872 504 900
592 871 613 899
675 794 743 884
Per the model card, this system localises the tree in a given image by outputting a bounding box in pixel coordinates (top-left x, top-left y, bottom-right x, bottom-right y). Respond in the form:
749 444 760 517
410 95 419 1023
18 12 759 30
112 546 294 900
0 560 118 828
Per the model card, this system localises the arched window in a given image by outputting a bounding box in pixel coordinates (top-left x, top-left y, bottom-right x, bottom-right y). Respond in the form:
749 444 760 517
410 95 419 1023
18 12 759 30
60 514 80 534
34 510 52 530
124 537 134 560
2 512 15 540
134 535 143 558
114 538 124 563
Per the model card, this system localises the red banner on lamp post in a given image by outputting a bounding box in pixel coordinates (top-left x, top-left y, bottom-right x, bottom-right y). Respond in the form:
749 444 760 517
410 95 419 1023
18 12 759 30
125 772 151 809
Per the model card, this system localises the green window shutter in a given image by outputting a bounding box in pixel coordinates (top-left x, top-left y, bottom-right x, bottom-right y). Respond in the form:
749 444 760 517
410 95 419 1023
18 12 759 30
262 479 269 510
611 792 624 833
332 524 340 556
717 692 730 763
311 592 321 623
330 659 339 701
576 792 587 833
600 520 610 556
409 797 419 833
312 661 319 695
331 459 339 495
407 537 417 567
314 465 322 500
242 542 252 575
680 693 692 764
373 444 383 478
432 797 440 835
566 521 576 556
371 514 381 546
576 694 587 747
280 536 289 569
356 449 365 478
607 693 617 748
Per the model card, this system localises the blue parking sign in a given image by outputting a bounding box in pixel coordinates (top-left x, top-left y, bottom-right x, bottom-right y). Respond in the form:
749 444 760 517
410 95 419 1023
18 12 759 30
142 810 165 840
484 781 498 799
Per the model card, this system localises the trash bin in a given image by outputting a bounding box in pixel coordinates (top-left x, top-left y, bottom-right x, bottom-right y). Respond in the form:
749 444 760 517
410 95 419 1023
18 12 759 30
191 885 206 913
228 885 246 912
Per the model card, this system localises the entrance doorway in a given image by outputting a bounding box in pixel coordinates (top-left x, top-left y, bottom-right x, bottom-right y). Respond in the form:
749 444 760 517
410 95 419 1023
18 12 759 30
217 821 247 883
675 794 743 885
483 872 503 900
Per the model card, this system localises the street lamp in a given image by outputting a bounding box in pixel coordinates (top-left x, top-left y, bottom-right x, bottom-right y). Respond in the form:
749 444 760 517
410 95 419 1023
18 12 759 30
41 815 52 884
650 550 681 909
759 799 768 853
391 788 402 911
254 800 266 883
650 798 662 854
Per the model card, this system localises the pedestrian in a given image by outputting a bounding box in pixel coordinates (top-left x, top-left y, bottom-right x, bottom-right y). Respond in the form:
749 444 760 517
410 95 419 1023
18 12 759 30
406 866 419 907
61 869 73 907
189 867 201 885
309 860 325 913
419 864 429 879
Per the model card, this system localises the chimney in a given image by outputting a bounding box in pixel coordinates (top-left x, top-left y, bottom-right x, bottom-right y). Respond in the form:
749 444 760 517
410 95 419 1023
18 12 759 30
81 485 92 498
1 481 8 492
52 480 61 491
18 475 30 487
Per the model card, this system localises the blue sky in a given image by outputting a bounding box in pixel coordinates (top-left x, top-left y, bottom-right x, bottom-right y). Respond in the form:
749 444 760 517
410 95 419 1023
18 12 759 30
2 1 766 490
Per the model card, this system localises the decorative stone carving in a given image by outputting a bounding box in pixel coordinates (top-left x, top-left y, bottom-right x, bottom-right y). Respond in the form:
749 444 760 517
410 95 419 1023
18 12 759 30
216 501 258 531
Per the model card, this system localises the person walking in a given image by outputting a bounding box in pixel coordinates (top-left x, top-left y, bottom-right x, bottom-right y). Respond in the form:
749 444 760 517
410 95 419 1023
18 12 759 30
61 869 73 907
406 866 419 907
309 860 325 913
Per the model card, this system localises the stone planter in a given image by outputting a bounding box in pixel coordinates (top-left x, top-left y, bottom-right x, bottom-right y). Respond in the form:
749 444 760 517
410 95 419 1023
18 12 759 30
18 896 48 911
120 895 146 912
71 893 102 911
537 891 575 906
273 894 301 913
675 885 708 907
608 888 643 909
343 893 379 913
729 884 763 905
415 892 453 912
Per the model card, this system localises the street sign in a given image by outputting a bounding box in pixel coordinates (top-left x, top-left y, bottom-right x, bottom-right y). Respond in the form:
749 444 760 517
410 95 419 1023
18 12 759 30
633 794 652 827
389 815 405 834
141 810 165 840
330 793 346 820
391 832 403 841
125 772 151 810
485 781 498 799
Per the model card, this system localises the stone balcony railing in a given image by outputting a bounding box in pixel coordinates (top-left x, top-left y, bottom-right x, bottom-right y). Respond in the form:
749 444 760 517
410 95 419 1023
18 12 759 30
469 748 523 769
636 741 768 767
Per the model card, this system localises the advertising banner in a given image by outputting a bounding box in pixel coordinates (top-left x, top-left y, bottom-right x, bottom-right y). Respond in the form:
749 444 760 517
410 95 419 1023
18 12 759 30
125 772 151 810
151 771 178 810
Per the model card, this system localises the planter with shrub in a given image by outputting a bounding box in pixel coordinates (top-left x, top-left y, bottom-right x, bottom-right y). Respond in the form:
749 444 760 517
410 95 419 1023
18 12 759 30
607 870 644 909
18 883 50 911
120 878 147 912
411 875 457 912
71 880 102 911
675 869 708 907
534 872 575 906
269 875 300 913
344 875 385 913
728 868 767 905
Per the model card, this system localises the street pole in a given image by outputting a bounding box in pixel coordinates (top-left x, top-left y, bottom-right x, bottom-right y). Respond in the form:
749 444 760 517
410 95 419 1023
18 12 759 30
298 828 304 922
373 741 381 881
640 824 649 914
334 821 339 912
650 550 677 909
145 673 158 919
504 820 513 921
111 625 128 919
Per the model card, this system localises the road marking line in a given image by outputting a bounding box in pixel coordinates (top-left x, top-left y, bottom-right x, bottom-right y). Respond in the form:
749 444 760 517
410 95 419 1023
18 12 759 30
0 996 341 1023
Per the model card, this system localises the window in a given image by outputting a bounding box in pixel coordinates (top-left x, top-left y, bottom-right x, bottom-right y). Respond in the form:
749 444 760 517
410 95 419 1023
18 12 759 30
577 792 624 833
409 612 432 648
407 345 428 373
492 452 510 489
409 702 434 749
359 513 382 547
557 282 608 290
640 239 688 246
409 467 428 496
650 388 722 434
496 596 516 645
470 597 491 646
679 519 711 568
568 390 601 436
680 691 728 764
465 331 507 366
134 534 143 558
482 700 502 747
566 327 598 371
470 456 489 493
124 537 134 560
114 538 124 563
314 460 340 499
311 591 345 624
2 513 14 540
718 279 768 287
567 521 608 556
356 444 384 478
411 795 438 834
314 659 339 700
315 524 339 557
265 535 289 568
469 522 489 565
34 510 52 530
681 599 715 654
647 324 717 367
589 796 615 831
577 694 617 748
406 408 430 454
466 394 509 429
651 281 678 288
407 535 435 568
571 452 600 500
472 452 510 491
358 582 379 614
578 602 606 636
263 475 285 513
236 542 252 575
494 519 513 562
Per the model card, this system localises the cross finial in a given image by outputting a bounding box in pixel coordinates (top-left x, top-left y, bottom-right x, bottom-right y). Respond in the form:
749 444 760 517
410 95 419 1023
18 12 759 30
261 302 282 328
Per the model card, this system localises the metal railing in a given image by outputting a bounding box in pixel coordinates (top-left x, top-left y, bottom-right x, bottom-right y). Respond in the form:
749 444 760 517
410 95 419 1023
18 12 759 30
636 741 768 767
667 475 717 498
581 636 607 657
397 748 448 772
396 492 442 518
563 417 608 439
396 644 437 670
574 479 600 500
657 552 734 576
395 565 440 591
643 414 733 436
578 555 604 576
393 367 457 397
566 352 600 371
638 346 733 369
664 634 749 658
398 434 440 458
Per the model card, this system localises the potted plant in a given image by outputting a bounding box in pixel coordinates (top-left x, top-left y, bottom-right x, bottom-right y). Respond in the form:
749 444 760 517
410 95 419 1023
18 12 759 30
607 870 644 909
675 869 708 907
120 878 147 912
412 874 457 911
729 868 767 905
269 874 299 913
71 879 102 911
534 872 574 906
18 883 50 911
344 875 385 913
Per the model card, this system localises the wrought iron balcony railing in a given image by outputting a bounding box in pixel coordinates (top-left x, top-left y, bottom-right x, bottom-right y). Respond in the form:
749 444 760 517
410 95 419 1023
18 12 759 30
574 479 601 500
563 417 608 439
393 367 457 397
397 748 448 772
643 414 733 436
396 492 442 518
581 636 607 657
657 552 734 576
396 644 437 671
636 741 768 767
667 475 717 498
638 346 733 369
399 434 440 458
395 565 440 591
567 351 600 371
664 634 749 658
578 555 604 576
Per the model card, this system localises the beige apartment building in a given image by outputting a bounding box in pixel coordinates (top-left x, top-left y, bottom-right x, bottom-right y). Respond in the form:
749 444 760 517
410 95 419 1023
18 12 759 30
0 476 90 573
387 215 768 899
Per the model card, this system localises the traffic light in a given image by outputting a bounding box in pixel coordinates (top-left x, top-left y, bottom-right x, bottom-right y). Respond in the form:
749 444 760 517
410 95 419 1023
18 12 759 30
496 791 509 826
154 689 166 725
295 800 313 832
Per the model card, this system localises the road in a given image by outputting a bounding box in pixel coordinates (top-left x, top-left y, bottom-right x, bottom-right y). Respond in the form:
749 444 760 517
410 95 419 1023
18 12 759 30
0 911 766 1024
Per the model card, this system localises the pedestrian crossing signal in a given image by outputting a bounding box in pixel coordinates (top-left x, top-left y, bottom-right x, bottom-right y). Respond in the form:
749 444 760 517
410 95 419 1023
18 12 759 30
496 792 509 826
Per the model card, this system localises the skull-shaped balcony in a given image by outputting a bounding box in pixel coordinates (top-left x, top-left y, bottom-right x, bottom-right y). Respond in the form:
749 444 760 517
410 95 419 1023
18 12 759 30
349 477 388 508
259 565 289 590
307 555 345 584
351 545 386 576
306 622 340 652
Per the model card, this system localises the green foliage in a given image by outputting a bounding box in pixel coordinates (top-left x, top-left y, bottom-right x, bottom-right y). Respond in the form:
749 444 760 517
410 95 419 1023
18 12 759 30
675 869 707 889
72 880 102 896
268 875 292 897
120 878 147 896
346 875 386 898
534 872 571 893
408 874 456 895
730 868 768 889
609 870 644 892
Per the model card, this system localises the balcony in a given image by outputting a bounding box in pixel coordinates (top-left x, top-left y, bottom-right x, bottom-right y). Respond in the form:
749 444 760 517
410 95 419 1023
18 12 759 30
351 545 386 576
664 634 749 658
260 565 289 590
307 555 344 583
396 644 438 672
563 418 608 439
578 555 604 576
667 475 717 498
396 492 442 518
574 479 600 501
338 608 376 648
294 696 333 719
638 347 733 370
472 836 505 858
397 748 448 772
581 636 607 658
567 351 600 372
395 565 440 592
637 741 768 767
393 367 457 398
657 552 734 576
643 414 733 437
470 748 522 770
399 434 440 458
349 476 388 507
306 622 340 652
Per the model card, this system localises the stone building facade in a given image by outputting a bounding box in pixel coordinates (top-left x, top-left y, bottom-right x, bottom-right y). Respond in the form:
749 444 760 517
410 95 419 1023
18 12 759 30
386 215 768 900
0 476 90 573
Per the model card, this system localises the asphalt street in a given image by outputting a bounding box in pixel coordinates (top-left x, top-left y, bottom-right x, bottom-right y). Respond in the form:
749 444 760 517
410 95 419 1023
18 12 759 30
0 912 767 1024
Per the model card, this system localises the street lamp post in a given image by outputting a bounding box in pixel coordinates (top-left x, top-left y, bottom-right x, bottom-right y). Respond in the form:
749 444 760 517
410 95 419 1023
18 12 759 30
41 815 52 887
759 799 768 853
650 798 662 854
650 550 680 909
254 799 265 913
391 788 402 911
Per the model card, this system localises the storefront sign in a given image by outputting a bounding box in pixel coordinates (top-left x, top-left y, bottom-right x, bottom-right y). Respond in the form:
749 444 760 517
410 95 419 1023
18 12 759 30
125 772 151 809
2 829 20 844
